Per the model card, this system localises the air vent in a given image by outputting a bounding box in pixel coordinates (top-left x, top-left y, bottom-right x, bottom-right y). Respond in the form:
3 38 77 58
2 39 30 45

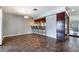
33 8 38 11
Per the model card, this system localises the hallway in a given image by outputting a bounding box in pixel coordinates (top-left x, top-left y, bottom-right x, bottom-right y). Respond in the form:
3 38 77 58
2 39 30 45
0 34 79 52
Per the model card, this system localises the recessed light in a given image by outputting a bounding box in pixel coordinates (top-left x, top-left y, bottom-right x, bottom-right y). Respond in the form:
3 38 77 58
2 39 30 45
24 16 29 19
71 9 75 12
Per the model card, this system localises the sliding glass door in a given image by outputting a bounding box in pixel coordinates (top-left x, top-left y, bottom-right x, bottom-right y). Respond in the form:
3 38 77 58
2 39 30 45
69 19 79 36
66 6 79 37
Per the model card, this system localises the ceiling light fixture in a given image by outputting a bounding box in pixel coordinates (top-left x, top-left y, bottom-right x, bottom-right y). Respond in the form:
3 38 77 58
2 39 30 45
24 16 29 19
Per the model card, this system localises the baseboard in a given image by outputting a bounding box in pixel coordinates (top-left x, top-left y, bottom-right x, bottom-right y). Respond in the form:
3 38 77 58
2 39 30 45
2 32 32 38
33 33 56 39
46 35 56 39
3 33 57 40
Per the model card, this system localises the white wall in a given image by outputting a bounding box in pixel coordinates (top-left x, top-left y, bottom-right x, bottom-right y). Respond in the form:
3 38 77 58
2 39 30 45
0 8 3 45
2 13 32 37
46 15 56 39
0 8 2 45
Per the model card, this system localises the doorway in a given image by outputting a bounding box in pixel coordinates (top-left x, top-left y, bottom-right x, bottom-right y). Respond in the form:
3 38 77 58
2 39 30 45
66 6 79 37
